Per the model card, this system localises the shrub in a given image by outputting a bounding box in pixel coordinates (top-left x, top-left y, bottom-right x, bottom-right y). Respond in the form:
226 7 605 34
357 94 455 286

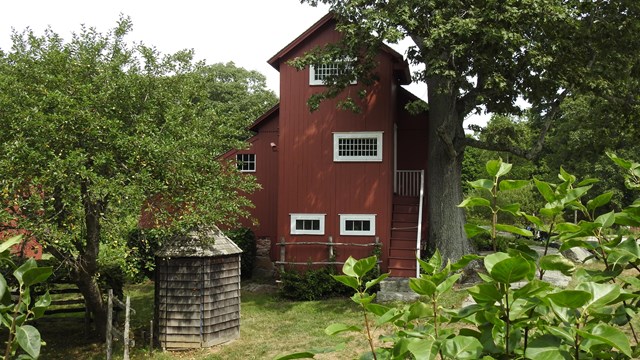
226 227 257 280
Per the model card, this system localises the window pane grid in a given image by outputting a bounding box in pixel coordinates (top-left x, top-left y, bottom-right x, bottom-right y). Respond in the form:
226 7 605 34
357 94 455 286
313 62 351 82
338 137 378 158
296 219 320 231
236 154 255 172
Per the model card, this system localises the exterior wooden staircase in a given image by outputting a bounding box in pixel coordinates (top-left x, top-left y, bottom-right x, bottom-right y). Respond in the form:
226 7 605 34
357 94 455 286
388 195 420 277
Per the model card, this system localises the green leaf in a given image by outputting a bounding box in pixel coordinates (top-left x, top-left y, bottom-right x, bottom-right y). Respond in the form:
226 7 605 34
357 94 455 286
436 273 461 295
464 223 490 238
555 222 582 233
483 252 510 275
546 290 591 308
495 224 532 237
586 192 613 211
407 301 431 321
407 339 437 360
608 152 633 170
332 275 359 291
441 336 483 360
558 167 576 184
409 278 436 296
353 256 377 278
364 273 389 291
468 179 493 191
325 323 361 335
16 325 41 359
13 258 37 285
458 197 492 209
364 303 390 316
577 282 621 310
451 254 483 272
539 254 575 276
525 334 572 360
22 266 53 287
499 179 530 191
523 214 544 228
275 352 318 360
341 257 357 277
594 211 615 228
498 203 520 216
467 283 502 305
534 178 556 202
577 324 632 357
490 256 532 284
0 235 23 254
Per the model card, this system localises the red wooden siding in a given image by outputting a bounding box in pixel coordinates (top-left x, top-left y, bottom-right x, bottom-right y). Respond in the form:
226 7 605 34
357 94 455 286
221 110 279 241
275 19 402 271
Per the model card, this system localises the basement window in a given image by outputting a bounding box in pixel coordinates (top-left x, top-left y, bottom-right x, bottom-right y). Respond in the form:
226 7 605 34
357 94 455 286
290 213 325 235
340 214 376 236
333 132 383 162
236 154 256 172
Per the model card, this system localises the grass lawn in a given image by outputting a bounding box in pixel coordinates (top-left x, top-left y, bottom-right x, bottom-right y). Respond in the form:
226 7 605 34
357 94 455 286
34 280 438 359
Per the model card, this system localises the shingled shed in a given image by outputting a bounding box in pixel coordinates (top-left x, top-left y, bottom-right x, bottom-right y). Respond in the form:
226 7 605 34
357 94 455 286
154 227 242 350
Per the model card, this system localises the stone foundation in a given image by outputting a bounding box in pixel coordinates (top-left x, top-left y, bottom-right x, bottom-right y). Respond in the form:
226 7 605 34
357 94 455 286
252 237 275 279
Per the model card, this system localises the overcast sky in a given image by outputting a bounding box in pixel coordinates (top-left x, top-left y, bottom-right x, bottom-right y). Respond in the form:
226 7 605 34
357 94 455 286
1 0 489 126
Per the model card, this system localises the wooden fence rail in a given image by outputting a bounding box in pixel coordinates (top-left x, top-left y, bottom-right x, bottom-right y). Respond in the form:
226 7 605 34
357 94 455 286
276 236 381 272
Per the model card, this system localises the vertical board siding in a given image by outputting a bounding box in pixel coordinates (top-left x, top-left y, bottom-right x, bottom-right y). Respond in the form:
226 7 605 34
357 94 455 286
155 255 241 349
277 20 396 271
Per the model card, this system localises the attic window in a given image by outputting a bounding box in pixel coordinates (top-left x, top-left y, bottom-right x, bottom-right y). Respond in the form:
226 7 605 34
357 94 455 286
290 213 325 235
236 153 256 172
333 132 383 162
309 59 357 86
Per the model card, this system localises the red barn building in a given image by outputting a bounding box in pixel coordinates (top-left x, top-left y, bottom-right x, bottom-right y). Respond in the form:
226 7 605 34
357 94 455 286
223 13 429 277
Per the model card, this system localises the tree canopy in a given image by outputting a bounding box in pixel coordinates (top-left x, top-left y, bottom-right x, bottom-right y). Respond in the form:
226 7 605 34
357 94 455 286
300 0 640 260
0 16 276 338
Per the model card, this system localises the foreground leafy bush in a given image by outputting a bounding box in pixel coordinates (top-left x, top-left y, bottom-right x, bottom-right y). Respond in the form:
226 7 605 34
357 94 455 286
0 236 52 359
278 155 640 359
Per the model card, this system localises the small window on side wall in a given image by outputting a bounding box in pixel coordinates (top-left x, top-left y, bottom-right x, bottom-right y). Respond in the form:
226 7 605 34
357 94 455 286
290 213 325 235
340 214 376 236
333 132 383 162
236 153 256 172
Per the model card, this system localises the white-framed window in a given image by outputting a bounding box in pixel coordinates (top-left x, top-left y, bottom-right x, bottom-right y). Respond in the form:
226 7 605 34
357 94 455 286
340 214 376 236
309 60 357 86
290 213 326 235
333 132 383 162
236 153 256 172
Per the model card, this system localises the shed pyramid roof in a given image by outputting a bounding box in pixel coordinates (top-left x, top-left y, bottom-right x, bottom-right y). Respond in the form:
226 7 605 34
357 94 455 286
155 226 242 258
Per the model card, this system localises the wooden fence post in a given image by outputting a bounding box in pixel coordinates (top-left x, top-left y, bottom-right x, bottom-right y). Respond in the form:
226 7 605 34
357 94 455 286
124 296 130 360
279 236 286 272
106 289 113 360
375 237 381 273
328 236 334 261
149 320 154 351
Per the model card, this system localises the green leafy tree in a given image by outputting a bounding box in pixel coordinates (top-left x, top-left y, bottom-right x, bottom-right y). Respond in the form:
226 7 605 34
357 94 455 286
298 0 640 261
0 17 275 339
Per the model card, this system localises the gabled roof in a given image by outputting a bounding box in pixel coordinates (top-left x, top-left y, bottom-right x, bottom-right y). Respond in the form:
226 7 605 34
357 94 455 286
268 12 411 85
248 103 279 132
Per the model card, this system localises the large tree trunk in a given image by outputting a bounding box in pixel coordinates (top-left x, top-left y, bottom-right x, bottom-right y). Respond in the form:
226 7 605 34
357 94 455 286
74 181 108 340
426 77 476 261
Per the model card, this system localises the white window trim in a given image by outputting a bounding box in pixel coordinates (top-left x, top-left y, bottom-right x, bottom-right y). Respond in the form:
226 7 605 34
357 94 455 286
333 131 383 162
340 214 376 236
237 153 256 173
290 213 326 235
309 60 357 86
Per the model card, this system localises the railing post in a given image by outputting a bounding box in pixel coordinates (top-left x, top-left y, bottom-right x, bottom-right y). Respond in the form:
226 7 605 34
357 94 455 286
279 236 286 273
416 170 425 278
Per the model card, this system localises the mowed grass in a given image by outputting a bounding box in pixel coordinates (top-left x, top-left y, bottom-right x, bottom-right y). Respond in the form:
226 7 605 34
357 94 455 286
33 280 382 359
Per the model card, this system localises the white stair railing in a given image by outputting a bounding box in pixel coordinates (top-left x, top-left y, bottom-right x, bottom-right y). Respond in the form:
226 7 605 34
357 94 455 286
395 170 422 197
416 170 425 278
